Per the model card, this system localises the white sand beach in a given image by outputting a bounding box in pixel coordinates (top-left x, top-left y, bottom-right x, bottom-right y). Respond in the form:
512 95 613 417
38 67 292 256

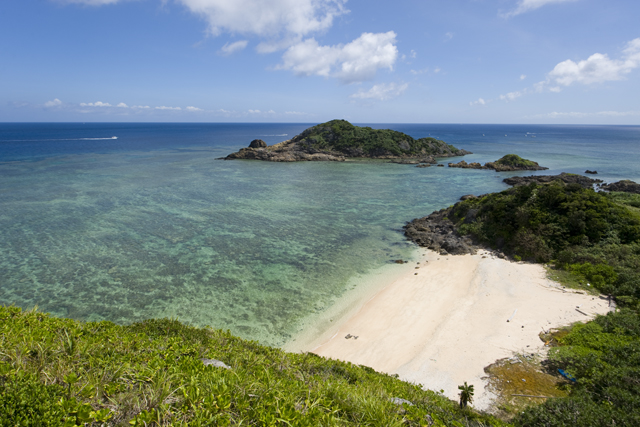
292 249 613 411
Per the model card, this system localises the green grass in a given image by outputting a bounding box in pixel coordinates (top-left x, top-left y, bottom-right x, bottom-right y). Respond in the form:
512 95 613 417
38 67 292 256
0 306 504 426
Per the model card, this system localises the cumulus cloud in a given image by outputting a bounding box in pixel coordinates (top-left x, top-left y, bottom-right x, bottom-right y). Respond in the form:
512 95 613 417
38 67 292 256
177 0 347 39
248 109 261 113
470 98 486 106
499 91 523 101
279 31 398 83
545 38 640 87
501 0 577 18
520 74 527 80
80 101 112 107
117 102 128 108
219 40 248 55
495 38 640 102
155 106 182 110
132 105 150 109
44 98 63 107
349 82 408 101
185 106 203 111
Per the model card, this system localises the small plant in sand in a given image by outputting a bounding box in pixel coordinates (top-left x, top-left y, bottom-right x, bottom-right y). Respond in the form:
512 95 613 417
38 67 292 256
458 382 474 408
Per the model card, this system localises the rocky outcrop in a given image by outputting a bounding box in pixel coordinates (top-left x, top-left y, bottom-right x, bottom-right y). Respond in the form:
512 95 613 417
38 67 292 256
503 173 603 188
448 154 548 172
601 180 640 194
403 209 478 255
390 157 436 165
585 170 598 174
225 140 347 162
448 161 484 169
225 120 471 162
249 139 267 148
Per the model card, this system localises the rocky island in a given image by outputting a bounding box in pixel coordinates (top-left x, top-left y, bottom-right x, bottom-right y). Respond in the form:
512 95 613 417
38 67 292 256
225 119 471 162
448 154 548 171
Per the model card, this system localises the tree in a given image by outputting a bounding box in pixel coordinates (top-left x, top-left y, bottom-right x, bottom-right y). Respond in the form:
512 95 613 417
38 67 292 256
458 382 474 409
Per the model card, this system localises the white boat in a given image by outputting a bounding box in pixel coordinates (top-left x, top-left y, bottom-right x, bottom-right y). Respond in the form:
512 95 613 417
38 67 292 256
111 136 118 139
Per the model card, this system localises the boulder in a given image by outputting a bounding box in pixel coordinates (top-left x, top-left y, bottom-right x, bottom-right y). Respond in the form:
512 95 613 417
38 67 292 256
249 139 267 148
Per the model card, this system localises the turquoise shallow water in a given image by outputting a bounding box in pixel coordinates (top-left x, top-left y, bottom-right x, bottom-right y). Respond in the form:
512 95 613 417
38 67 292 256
1 123 638 346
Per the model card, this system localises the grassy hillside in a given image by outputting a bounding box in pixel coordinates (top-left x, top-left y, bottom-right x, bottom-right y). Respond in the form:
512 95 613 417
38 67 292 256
0 306 503 426
291 120 467 158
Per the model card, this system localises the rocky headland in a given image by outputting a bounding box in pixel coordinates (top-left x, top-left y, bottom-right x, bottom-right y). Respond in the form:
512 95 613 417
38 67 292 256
448 154 548 172
601 179 640 194
224 119 471 162
404 173 629 256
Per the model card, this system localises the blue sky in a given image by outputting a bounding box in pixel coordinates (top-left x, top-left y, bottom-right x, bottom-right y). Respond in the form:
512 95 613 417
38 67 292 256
1 0 639 123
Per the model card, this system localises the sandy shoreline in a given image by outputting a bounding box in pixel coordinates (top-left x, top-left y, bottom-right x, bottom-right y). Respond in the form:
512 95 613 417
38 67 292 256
288 249 613 411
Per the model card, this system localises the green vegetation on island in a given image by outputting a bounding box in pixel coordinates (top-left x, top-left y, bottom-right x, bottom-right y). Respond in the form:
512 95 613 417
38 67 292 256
419 181 640 426
0 306 503 426
225 120 471 162
291 120 469 158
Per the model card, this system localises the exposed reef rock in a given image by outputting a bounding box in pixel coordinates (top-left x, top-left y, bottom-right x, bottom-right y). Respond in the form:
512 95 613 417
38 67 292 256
448 154 548 172
503 172 603 188
601 180 640 194
403 209 479 255
585 170 598 174
225 119 471 162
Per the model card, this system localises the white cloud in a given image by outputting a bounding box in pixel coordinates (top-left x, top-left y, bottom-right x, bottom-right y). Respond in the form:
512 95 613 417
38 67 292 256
530 110 640 119
546 38 640 87
520 74 527 80
186 106 203 111
177 0 347 39
58 0 125 5
279 31 398 83
444 32 454 41
349 82 408 101
44 98 62 107
410 50 417 59
116 102 128 108
155 106 182 110
433 67 441 74
132 105 150 109
499 91 523 101
501 0 577 18
410 68 429 75
80 101 112 107
285 111 307 115
248 109 261 113
219 40 248 55
470 98 486 106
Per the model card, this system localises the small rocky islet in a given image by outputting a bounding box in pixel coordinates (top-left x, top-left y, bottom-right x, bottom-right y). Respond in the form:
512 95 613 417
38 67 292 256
224 119 471 162
448 154 548 172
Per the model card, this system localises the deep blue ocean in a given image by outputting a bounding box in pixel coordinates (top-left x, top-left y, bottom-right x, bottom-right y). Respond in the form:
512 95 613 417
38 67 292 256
1 122 639 346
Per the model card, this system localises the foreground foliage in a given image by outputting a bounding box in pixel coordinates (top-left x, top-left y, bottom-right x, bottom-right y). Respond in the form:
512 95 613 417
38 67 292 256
0 306 502 426
441 181 640 426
